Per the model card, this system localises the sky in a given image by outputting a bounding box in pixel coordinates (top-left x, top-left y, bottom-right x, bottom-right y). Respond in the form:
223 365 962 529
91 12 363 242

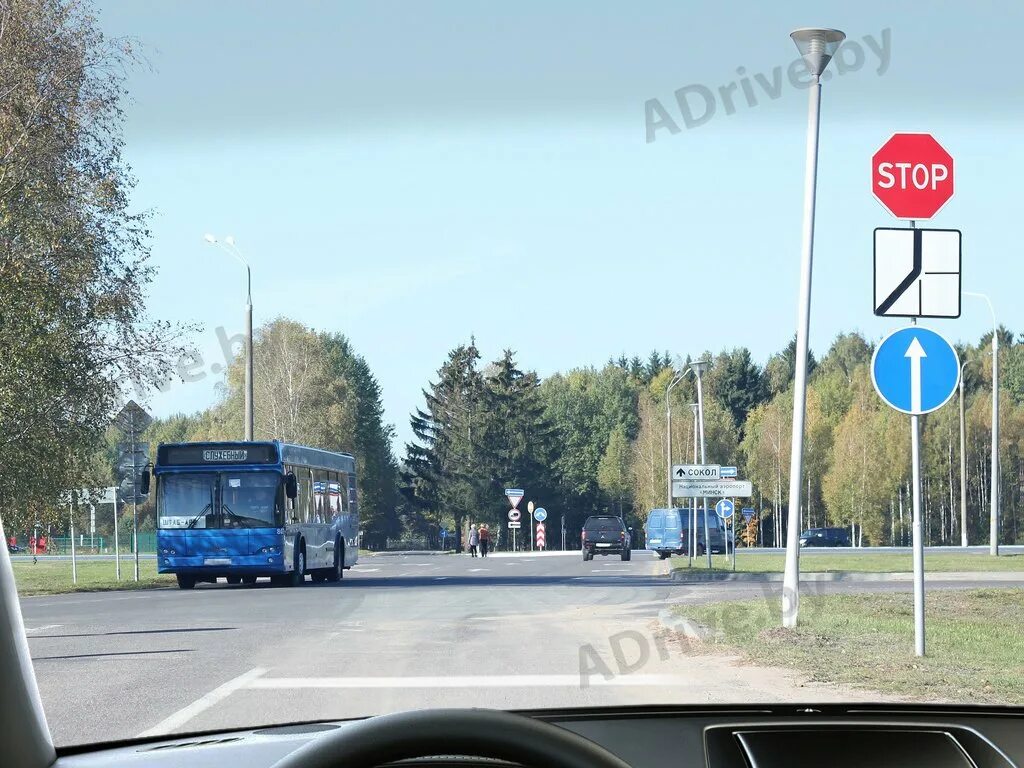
94 0 1024 452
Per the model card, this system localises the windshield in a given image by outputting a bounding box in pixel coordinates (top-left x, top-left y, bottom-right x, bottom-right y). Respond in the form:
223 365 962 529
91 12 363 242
158 472 282 529
4 0 1024 751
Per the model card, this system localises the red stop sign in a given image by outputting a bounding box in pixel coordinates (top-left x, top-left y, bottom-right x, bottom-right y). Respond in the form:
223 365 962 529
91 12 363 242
872 133 954 219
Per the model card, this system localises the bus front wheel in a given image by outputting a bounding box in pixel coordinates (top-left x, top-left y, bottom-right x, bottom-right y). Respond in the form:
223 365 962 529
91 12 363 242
288 543 306 587
176 574 196 590
326 540 344 583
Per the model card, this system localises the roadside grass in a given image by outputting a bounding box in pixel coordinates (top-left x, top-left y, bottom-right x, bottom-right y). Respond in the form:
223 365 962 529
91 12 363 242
11 559 174 596
675 588 1024 704
671 552 1024 573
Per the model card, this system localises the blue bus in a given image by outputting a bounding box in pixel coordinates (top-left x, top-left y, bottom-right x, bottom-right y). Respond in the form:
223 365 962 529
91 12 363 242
144 441 358 589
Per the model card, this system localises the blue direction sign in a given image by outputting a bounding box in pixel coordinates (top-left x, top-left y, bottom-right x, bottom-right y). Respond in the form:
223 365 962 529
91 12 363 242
534 507 547 522
871 326 960 415
720 466 738 478
715 499 735 519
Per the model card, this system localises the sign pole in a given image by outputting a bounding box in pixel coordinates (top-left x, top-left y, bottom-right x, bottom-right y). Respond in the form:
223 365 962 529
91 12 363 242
911 411 926 656
113 491 120 581
732 498 737 572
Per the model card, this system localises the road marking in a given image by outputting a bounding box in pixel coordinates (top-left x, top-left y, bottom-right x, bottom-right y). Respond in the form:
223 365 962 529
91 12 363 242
356 568 380 572
593 568 630 573
25 624 62 633
136 667 267 738
434 577 449 581
468 568 490 572
249 674 691 689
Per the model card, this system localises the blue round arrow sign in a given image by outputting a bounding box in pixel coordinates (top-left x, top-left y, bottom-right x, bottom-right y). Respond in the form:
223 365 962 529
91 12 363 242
871 326 960 415
715 499 734 519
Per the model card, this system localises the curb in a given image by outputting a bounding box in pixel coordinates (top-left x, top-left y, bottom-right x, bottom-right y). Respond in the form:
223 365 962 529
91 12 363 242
669 570 1024 583
364 551 455 557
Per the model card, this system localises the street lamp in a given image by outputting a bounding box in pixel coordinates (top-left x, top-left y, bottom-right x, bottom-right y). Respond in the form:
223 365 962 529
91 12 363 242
689 402 699 568
782 27 845 630
665 369 688 508
964 292 999 556
690 359 712 569
204 234 255 442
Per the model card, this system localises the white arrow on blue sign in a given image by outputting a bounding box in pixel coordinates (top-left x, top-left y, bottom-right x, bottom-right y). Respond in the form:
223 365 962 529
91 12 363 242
715 499 735 519
720 466 738 478
871 327 960 415
533 507 547 522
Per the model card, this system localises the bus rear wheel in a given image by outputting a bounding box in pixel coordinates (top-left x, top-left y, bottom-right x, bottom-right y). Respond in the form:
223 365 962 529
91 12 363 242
176 574 196 590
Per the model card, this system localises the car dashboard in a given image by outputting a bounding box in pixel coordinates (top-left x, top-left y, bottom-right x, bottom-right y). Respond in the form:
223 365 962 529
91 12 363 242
52 704 1024 768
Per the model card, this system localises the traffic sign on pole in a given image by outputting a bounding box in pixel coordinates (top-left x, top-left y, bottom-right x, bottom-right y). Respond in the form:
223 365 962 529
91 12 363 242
715 499 735 519
533 507 547 522
536 522 546 548
872 133 954 219
673 479 752 498
741 508 755 522
871 325 958 659
871 326 960 415
719 466 738 478
508 521 521 529
505 488 524 509
874 228 961 318
507 509 521 522
672 464 720 480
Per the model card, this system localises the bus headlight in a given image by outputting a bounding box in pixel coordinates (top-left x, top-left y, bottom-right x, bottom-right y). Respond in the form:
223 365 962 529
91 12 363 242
159 547 176 555
258 545 281 554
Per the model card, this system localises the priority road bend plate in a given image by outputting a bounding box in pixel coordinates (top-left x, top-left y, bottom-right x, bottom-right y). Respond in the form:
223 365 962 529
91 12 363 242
505 488 524 508
873 228 961 319
872 326 960 415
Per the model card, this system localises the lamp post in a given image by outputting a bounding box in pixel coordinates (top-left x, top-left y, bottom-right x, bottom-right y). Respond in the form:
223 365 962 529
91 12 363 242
964 292 999 555
690 359 711 569
689 403 698 568
665 370 688 508
782 27 845 629
204 234 254 441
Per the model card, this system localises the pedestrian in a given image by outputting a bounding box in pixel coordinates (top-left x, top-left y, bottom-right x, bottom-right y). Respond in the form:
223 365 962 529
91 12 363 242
478 524 490 557
468 524 479 557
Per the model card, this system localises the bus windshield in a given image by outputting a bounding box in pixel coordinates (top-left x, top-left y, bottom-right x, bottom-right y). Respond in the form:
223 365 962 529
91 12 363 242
158 472 282 529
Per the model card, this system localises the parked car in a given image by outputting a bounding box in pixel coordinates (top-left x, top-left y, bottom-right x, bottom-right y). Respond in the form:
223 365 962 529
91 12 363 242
799 527 852 547
645 508 730 559
581 515 630 561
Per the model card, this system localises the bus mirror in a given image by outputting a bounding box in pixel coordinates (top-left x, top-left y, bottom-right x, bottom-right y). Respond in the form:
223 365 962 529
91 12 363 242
139 468 151 495
285 473 297 499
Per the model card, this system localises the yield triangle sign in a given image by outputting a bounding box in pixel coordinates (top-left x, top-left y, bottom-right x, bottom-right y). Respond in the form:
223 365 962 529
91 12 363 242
504 488 524 509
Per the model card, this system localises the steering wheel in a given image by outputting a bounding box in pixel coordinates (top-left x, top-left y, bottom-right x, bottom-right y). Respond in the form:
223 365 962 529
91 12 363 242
269 708 632 768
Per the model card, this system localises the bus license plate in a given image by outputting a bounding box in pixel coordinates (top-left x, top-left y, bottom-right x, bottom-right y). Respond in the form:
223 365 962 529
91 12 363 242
203 558 231 566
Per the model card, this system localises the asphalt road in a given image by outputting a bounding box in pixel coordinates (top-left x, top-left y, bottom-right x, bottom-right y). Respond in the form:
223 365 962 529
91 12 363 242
18 551 1023 747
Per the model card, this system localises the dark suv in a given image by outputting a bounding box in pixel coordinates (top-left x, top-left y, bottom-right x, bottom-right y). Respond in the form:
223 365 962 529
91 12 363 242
799 527 852 547
581 516 631 561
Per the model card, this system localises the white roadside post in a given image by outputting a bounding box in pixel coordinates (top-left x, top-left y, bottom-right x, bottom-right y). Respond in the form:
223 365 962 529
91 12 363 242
112 488 121 581
665 370 688 508
782 28 845 629
69 501 77 585
964 292 999 556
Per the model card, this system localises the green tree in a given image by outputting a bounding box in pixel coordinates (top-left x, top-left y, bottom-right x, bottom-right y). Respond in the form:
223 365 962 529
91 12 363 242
597 426 632 517
0 0 188 534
